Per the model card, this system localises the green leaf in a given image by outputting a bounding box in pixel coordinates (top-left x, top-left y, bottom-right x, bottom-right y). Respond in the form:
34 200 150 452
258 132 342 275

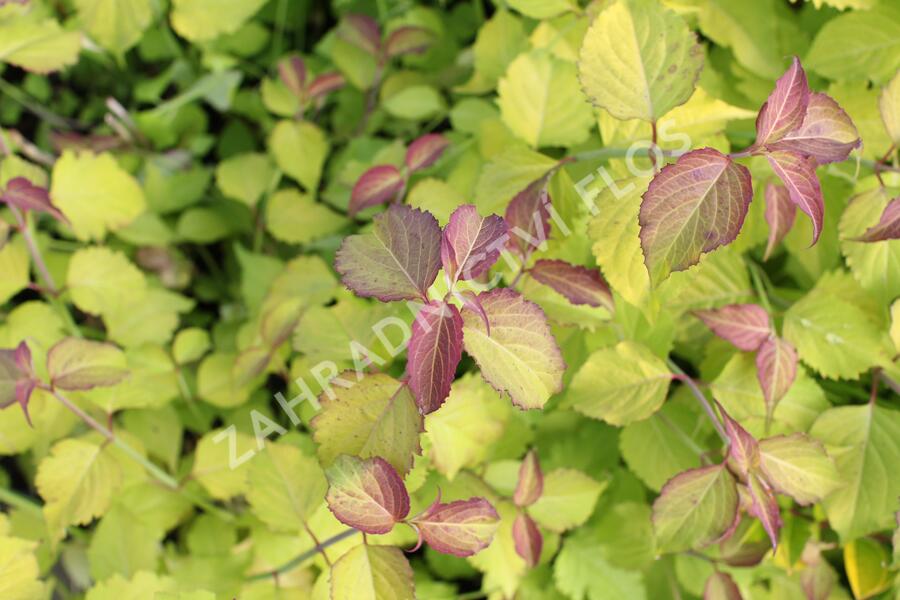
880 70 900 145
66 246 147 316
191 428 256 500
497 50 592 148
809 403 900 541
844 538 892 600
51 151 147 241
508 0 575 19
471 10 529 87
758 434 841 505
565 341 671 426
578 0 703 121
474 146 557 215
553 529 647 600
0 533 46 599
311 373 422 476
215 153 274 207
331 544 415 600
383 85 445 121
840 188 900 306
265 188 347 245
172 328 211 365
87 504 162 581
170 0 267 42
528 468 605 532
247 442 326 532
0 16 81 73
268 120 329 192
85 571 178 600
74 0 154 54
0 237 29 305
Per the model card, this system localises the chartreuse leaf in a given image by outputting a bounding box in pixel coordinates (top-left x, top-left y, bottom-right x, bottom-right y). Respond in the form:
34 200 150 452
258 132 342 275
639 148 752 283
652 465 738 553
47 337 129 390
191 428 255 500
331 544 415 600
268 120 329 192
473 146 557 215
810 404 900 541
170 0 267 42
528 468 604 533
172 328 210 365
578 0 702 121
266 188 347 245
553 528 647 600
0 532 45 599
74 0 154 54
566 341 670 426
880 70 900 144
461 289 565 410
215 152 273 207
67 246 147 316
51 151 147 241
325 455 410 535
87 503 163 581
758 434 840 506
84 571 179 599
247 442 326 533
471 10 528 87
844 538 892 600
311 373 422 476
0 237 29 305
508 0 575 19
0 15 81 73
498 50 592 148
36 437 123 542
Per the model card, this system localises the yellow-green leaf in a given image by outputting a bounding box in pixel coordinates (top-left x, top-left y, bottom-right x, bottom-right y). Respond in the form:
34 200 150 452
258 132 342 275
247 442 327 532
268 120 329 192
67 246 147 316
170 0 267 42
74 0 154 54
331 544 415 600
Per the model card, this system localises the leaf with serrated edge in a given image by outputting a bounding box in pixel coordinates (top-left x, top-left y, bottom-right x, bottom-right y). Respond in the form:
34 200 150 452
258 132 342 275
331 544 415 600
652 464 738 553
529 468 605 533
854 196 900 242
766 150 823 245
512 513 542 568
768 93 860 164
755 336 798 420
335 204 441 302
407 301 464 414
694 304 771 351
247 442 327 532
746 471 782 550
763 182 796 261
405 133 449 172
504 175 552 257
529 259 613 311
755 57 809 147
441 204 507 283
348 165 404 216
881 70 900 145
411 496 499 557
513 449 543 507
325 455 410 535
717 401 759 480
461 289 565 410
47 338 129 390
639 148 752 283
758 434 840 506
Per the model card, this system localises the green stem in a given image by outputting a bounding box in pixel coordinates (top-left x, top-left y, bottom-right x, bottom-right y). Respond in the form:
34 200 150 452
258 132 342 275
666 359 728 443
246 528 359 580
0 78 80 130
0 486 43 517
747 261 773 314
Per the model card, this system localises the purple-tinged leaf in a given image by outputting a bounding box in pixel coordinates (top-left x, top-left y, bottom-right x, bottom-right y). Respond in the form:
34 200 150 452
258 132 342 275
47 337 129 391
755 57 810 148
718 519 770 567
0 341 35 425
278 55 306 100
348 165 405 216
405 133 450 173
768 93 860 164
410 496 500 557
335 204 441 302
766 150 824 245
694 304 771 351
325 455 410 535
639 148 753 283
758 434 840 506
385 26 434 59
457 290 489 335
505 176 552 258
763 182 796 261
853 196 900 242
513 449 543 507
801 549 835 600
746 473 782 550
441 205 507 283
717 401 759 481
1 177 66 222
704 571 743 600
529 259 613 311
340 14 381 55
512 513 542 568
307 72 345 100
407 301 464 415
460 289 566 410
755 336 797 421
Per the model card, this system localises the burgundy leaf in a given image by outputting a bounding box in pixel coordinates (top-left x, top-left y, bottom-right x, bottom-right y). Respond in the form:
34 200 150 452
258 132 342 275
766 150 824 245
457 290 490 335
717 401 759 481
1 177 66 222
441 205 507 283
853 196 900 242
529 259 613 311
755 336 798 420
340 14 381 55
763 182 796 261
0 341 35 425
385 26 434 59
746 473 782 550
768 93 860 164
505 177 552 258
755 57 810 148
410 496 500 557
639 148 753 283
405 133 450 173
348 165 405 216
307 72 345 100
512 513 542 568
407 301 464 414
694 304 771 351
703 571 743 600
325 455 410 534
335 204 442 302
513 449 543 507
278 55 306 100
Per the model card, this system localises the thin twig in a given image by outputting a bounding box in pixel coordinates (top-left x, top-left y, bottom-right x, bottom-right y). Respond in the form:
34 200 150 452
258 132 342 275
666 359 728 443
246 528 359 580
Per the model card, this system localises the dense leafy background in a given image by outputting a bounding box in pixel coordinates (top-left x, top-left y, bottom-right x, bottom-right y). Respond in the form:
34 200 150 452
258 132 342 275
1 0 900 599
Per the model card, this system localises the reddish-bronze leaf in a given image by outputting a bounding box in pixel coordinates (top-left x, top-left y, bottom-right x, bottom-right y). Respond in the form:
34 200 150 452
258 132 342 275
278 55 306 100
325 455 410 535
505 176 552 258
47 338 129 391
694 304 771 351
768 93 860 164
0 341 35 426
441 205 507 283
746 473 782 550
766 150 824 245
513 449 543 507
407 301 464 415
512 513 542 568
763 182 796 261
385 26 434 58
410 496 500 557
704 571 743 600
405 133 450 173
339 14 381 55
854 196 900 242
717 401 759 481
1 177 66 222
755 336 798 421
348 165 405 216
307 72 345 100
755 57 809 148
529 259 613 312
